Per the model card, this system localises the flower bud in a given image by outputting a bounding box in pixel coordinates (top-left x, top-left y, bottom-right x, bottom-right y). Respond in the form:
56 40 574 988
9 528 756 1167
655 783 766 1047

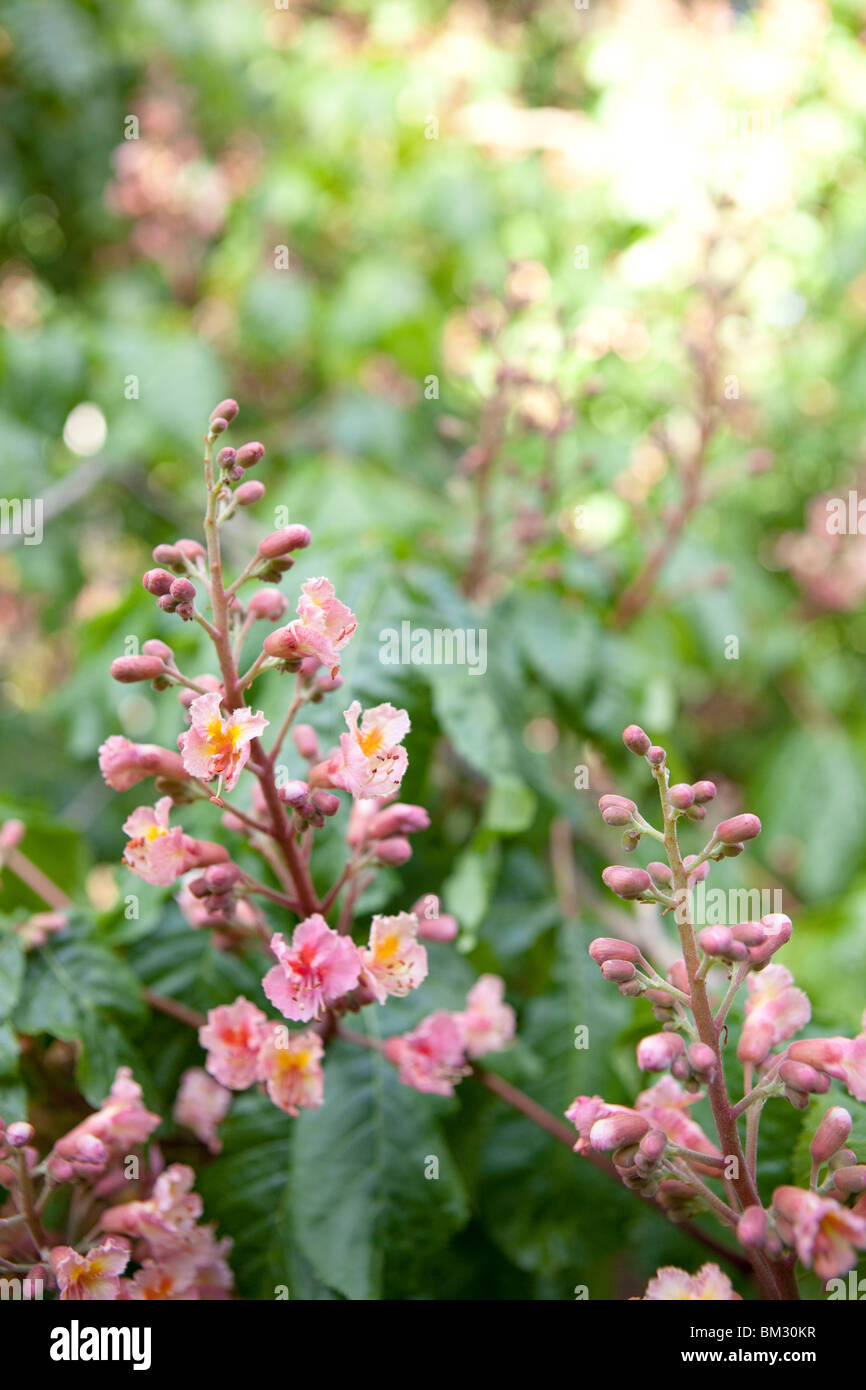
601 866 652 900
698 926 739 959
731 921 766 947
235 442 265 469
638 1129 667 1166
621 829 641 852
831 1148 857 1171
589 937 642 965
6 1121 34 1147
601 959 636 983
647 745 666 766
778 1060 830 1095
280 779 311 808
602 805 633 827
737 1206 768 1249
110 656 166 683
749 914 793 966
375 837 413 866
152 543 183 569
292 724 319 760
369 804 430 838
832 1165 866 1194
184 839 230 868
685 803 706 821
311 791 340 818
683 854 710 883
647 861 673 887
687 1042 717 1079
809 1106 852 1164
209 418 229 435
636 1032 684 1072
668 783 695 810
622 724 651 755
170 577 196 604
175 539 206 561
258 524 312 559
0 820 25 850
216 447 236 468
235 480 266 506
590 1112 650 1152
692 781 717 803
142 568 175 596
598 793 637 813
715 813 761 844
203 863 243 892
210 399 239 424
248 588 289 621
142 639 174 662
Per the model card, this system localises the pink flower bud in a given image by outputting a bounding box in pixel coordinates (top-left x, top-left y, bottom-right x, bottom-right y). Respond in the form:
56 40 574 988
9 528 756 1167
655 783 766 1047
258 524 312 559
721 842 745 857
170 577 196 604
209 418 229 435
638 1129 667 1165
647 745 666 766
598 793 637 812
809 1106 853 1164
6 1121 34 1147
235 442 265 469
698 926 736 957
685 804 706 821
737 1206 768 1248
688 1042 717 1078
216 447 236 468
589 937 642 965
368 804 431 838
602 805 633 826
637 1032 685 1072
590 1112 650 1152
779 1060 830 1095
263 626 299 660
601 959 637 983
692 781 716 803
292 724 319 760
152 543 182 568
417 914 458 943
375 837 413 866
622 724 651 755
683 854 710 883
715 813 761 844
647 861 673 886
280 779 311 808
235 480 266 506
210 399 239 424
184 839 230 868
142 568 175 596
731 921 766 947
110 656 165 683
203 863 243 892
833 1166 866 1194
311 791 340 818
749 914 793 965
142 639 174 662
175 538 206 561
668 783 695 810
248 588 289 621
602 865 652 900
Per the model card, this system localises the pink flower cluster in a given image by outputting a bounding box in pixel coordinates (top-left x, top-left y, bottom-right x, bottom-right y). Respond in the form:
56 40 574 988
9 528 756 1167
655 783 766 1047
384 976 516 1096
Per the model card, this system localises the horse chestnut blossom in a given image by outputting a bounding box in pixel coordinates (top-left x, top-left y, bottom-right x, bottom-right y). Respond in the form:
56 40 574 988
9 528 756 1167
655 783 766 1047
198 997 269 1089
50 1236 131 1301
360 912 428 1003
455 974 516 1058
173 1068 232 1153
121 797 193 886
178 690 267 792
330 701 410 798
263 917 362 1022
257 1024 325 1116
384 1012 470 1097
571 723 866 1300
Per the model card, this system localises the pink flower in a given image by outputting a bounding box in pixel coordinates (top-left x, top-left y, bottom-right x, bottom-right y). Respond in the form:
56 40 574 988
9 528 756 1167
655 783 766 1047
641 1263 741 1300
50 1236 130 1301
178 690 268 792
173 1067 231 1153
360 912 428 1004
257 1023 324 1116
788 1034 866 1102
125 1252 199 1301
737 964 811 1065
331 701 410 799
102 1164 203 1250
53 1067 161 1168
384 1012 469 1096
455 975 516 1058
122 796 192 886
99 735 188 791
199 997 268 1089
263 578 356 676
262 916 362 1022
635 1076 722 1171
772 1186 866 1279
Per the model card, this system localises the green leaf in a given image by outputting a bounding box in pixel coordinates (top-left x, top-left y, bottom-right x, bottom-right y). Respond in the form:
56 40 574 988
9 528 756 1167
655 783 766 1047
482 775 537 835
0 929 25 1018
291 1037 469 1300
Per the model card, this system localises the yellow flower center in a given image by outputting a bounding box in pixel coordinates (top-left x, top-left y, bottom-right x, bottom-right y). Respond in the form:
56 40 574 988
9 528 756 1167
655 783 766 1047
357 725 384 757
